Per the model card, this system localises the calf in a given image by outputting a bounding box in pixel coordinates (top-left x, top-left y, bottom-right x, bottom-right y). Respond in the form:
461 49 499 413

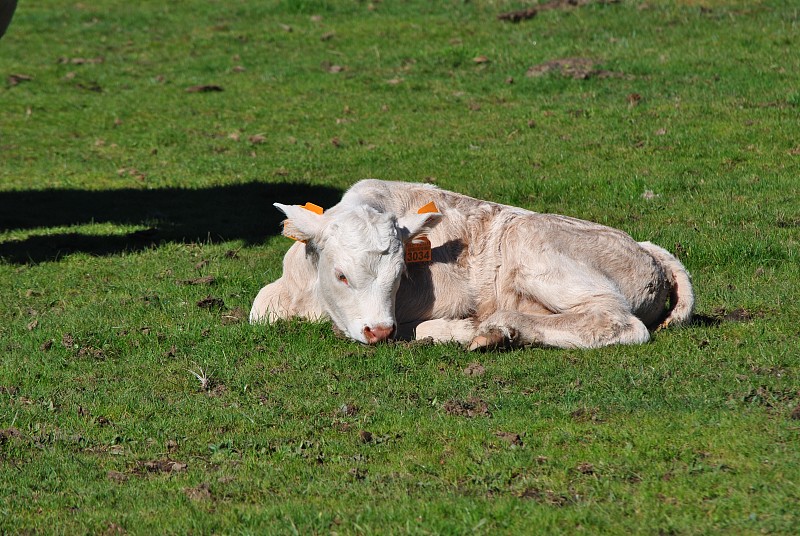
250 180 693 349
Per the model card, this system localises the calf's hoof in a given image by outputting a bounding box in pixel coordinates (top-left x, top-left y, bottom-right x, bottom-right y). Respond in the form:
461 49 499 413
468 328 513 352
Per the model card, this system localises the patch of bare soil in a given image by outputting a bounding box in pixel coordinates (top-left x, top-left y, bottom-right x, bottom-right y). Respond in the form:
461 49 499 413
712 307 763 322
221 306 247 325
59 332 106 359
196 295 225 310
574 462 596 475
499 0 620 22
184 482 212 501
526 57 625 80
102 522 126 535
0 427 22 444
693 306 765 327
570 407 604 423
136 460 188 474
62 333 76 348
495 431 523 446
743 386 798 410
338 403 359 417
106 470 128 483
185 85 224 93
462 362 486 376
348 467 367 480
177 275 216 286
7 73 32 86
77 346 106 359
443 397 491 418
58 56 104 64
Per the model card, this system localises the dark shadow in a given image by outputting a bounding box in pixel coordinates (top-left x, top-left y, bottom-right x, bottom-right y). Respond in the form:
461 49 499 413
394 239 467 339
0 182 344 264
0 0 17 40
690 307 762 327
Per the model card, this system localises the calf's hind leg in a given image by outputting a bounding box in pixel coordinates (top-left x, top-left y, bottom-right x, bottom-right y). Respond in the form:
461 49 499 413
469 306 650 350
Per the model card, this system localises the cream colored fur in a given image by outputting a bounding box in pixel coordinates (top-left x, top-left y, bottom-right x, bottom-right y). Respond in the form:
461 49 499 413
250 179 694 349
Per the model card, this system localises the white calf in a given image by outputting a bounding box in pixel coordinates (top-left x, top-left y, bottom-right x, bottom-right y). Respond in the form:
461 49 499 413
251 180 693 349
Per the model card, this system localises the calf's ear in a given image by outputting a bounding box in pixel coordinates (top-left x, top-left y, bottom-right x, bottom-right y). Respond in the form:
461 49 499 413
397 211 442 243
274 203 325 243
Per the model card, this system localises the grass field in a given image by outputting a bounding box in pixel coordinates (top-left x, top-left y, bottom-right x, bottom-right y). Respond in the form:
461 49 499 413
2 0 799 533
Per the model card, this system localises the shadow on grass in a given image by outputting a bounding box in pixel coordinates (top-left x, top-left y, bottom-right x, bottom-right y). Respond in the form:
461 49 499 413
0 182 344 264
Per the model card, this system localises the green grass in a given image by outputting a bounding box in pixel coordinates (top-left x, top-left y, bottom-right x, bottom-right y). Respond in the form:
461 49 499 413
2 0 799 533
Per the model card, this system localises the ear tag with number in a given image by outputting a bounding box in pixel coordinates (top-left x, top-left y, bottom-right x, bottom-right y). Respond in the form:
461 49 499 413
405 201 439 264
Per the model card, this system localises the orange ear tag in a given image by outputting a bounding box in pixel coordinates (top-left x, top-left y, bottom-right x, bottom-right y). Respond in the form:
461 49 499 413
405 236 432 263
283 202 324 243
301 202 324 215
417 201 439 214
405 201 439 264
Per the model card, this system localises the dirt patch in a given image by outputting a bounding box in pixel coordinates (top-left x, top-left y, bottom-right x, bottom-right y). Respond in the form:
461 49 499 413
526 57 625 80
106 470 128 483
77 346 106 359
177 275 216 286
498 7 539 22
59 333 106 359
136 460 188 474
574 462 596 475
0 427 22 444
338 403 359 417
321 61 347 74
221 306 247 325
7 73 33 86
570 407 604 423
776 216 800 228
444 397 491 418
102 522 126 535
58 56 104 65
205 383 228 398
62 333 76 348
790 404 800 420
693 307 765 326
185 85 224 93
197 295 225 310
743 386 798 410
348 467 367 480
76 81 103 92
712 307 763 322
462 362 486 376
495 431 523 446
184 482 212 501
499 0 620 22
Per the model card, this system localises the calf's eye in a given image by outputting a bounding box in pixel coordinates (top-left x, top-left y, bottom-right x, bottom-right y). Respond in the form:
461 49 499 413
335 270 348 285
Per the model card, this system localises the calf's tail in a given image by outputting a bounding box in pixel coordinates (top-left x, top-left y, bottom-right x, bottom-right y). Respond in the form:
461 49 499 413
639 241 694 328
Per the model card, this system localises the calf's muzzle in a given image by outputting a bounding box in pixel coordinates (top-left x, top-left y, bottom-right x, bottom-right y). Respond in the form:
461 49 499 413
363 323 395 344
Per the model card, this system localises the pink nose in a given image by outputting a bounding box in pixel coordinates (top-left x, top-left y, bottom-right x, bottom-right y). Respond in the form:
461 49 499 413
363 324 395 344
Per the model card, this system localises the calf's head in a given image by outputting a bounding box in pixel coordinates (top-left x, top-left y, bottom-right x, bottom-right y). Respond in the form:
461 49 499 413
275 202 441 344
